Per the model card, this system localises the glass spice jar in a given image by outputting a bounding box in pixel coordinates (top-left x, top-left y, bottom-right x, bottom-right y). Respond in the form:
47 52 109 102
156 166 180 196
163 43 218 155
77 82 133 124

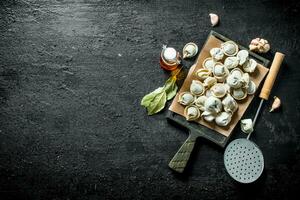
160 45 181 71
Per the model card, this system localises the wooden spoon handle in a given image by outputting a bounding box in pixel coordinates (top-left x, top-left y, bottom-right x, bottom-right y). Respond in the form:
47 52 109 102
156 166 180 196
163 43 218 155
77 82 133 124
168 134 197 173
259 52 285 100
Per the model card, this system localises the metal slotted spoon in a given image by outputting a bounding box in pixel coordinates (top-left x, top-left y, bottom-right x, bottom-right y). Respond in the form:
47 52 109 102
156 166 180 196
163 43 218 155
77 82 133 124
224 52 285 183
224 101 264 183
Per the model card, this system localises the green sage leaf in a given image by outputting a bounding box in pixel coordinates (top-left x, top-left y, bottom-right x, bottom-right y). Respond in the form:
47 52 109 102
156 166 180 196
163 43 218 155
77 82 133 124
141 87 164 107
166 83 178 100
147 91 167 115
164 76 178 100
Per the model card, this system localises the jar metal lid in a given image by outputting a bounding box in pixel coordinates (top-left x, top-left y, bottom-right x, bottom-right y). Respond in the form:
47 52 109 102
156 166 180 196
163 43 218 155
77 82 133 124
163 47 177 61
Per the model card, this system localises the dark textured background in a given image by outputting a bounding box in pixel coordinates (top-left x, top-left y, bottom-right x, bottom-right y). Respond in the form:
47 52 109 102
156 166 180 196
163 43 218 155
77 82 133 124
0 0 300 199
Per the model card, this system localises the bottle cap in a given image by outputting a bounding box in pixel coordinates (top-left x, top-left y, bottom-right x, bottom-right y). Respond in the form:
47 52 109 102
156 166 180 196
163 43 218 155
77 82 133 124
163 47 177 62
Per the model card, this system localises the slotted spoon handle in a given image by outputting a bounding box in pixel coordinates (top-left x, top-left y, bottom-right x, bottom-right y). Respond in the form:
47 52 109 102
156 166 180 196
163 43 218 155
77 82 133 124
259 52 285 100
168 133 197 173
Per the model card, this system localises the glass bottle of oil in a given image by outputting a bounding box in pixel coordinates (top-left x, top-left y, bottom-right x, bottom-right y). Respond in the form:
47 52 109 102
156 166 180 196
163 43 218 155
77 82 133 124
160 45 181 71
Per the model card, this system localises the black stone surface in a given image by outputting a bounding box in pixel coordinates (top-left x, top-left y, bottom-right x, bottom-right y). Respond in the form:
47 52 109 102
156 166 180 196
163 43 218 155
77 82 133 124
0 0 300 199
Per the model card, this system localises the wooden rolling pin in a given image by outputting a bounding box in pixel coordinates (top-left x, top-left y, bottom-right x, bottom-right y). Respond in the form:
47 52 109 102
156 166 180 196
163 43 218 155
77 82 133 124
248 52 285 139
259 52 285 100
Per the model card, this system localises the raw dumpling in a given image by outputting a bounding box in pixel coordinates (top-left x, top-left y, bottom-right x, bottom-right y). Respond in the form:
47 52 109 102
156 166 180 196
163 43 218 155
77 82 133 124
237 50 249 65
226 68 243 89
222 94 238 113
178 92 194 105
190 80 205 95
210 48 224 61
213 63 229 82
211 83 228 98
221 41 238 56
202 57 216 71
194 96 207 111
201 111 216 122
240 118 254 134
215 112 232 126
196 68 212 81
247 80 256 95
224 56 239 70
184 105 201 121
232 88 247 100
243 58 257 73
204 96 223 114
203 76 217 88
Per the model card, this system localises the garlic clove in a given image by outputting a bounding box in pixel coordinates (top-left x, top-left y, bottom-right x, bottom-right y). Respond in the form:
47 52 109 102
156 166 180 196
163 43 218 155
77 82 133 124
209 13 219 27
269 96 281 112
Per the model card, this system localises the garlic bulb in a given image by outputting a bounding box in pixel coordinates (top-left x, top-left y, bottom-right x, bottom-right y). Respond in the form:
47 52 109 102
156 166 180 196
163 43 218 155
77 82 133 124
240 118 254 134
178 92 194 106
270 96 281 112
249 38 270 53
215 112 232 126
209 13 219 27
204 96 223 114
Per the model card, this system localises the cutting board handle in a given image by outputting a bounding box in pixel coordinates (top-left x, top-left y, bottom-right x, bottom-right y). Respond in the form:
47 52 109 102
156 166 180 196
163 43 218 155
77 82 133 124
259 52 285 100
168 133 197 173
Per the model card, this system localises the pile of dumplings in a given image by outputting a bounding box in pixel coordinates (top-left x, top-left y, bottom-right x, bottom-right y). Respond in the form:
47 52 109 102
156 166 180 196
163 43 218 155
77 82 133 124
178 41 258 127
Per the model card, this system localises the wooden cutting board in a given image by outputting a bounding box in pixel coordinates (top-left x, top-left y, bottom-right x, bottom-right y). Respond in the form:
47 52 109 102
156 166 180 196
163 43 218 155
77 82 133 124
169 31 269 138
